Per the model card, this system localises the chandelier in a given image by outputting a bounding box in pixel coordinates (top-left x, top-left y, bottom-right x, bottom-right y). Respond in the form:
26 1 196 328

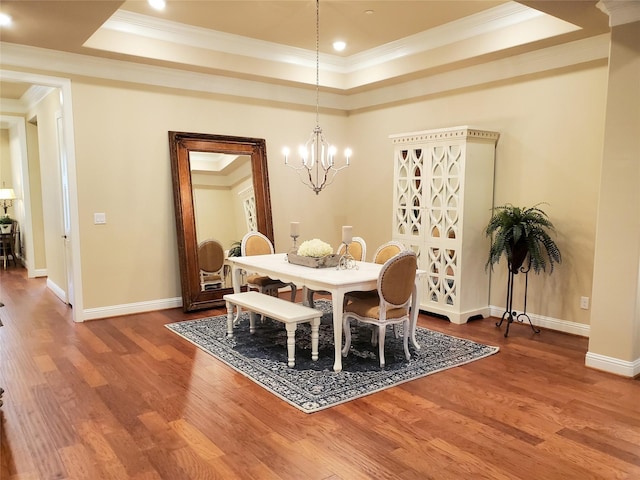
283 0 351 195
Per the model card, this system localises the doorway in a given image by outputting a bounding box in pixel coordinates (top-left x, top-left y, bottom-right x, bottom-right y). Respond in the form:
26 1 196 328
0 69 84 322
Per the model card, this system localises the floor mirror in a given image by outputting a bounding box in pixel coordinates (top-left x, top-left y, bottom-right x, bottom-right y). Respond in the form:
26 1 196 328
169 131 273 311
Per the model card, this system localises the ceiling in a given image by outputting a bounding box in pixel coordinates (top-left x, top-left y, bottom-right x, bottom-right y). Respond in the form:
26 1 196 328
0 1 610 98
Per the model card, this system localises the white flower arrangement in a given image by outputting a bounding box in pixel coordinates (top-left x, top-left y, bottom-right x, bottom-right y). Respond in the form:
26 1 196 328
297 238 333 258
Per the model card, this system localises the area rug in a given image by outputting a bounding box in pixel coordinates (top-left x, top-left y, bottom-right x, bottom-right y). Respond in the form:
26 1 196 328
165 300 499 413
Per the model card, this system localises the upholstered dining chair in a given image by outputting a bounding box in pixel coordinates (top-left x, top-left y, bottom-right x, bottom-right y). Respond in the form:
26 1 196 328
197 239 225 290
304 236 367 308
345 240 406 302
241 231 297 302
372 240 406 264
342 250 417 368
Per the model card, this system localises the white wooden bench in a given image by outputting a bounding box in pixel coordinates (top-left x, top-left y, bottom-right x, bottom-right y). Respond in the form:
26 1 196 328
223 291 322 367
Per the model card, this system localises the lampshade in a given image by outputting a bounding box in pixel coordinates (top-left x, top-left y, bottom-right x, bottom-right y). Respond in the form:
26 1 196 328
0 188 16 200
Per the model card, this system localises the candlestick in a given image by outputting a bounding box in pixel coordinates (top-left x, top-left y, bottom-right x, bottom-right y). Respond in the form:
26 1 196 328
342 225 352 245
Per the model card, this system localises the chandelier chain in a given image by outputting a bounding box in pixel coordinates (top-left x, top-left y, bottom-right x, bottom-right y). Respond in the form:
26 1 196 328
315 0 320 127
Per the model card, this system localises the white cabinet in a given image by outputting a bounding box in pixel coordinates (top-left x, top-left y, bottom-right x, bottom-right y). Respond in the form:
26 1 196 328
390 126 499 324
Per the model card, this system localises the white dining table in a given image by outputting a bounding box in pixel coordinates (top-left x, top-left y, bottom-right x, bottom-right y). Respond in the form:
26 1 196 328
228 253 423 372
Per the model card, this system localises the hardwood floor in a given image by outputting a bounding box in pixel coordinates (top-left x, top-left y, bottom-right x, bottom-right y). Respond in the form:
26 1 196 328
1 266 639 479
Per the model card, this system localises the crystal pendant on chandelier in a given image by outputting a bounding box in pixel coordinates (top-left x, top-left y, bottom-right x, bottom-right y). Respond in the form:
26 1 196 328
283 0 351 195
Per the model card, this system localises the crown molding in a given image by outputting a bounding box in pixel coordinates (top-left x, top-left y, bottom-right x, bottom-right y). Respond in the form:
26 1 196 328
100 10 337 72
597 0 640 27
347 2 545 72
344 34 610 111
0 42 343 109
1 34 609 113
23 85 55 111
97 2 561 77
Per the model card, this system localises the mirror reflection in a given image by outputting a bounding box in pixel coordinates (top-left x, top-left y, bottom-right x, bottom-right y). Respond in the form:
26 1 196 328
190 152 256 291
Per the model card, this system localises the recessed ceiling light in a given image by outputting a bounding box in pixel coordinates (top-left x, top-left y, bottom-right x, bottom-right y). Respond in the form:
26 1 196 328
148 0 166 11
364 10 374 15
333 41 346 52
0 13 12 27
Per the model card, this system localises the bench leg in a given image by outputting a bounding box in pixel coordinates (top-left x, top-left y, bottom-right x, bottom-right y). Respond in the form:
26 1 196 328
285 323 297 367
310 317 320 361
226 302 234 338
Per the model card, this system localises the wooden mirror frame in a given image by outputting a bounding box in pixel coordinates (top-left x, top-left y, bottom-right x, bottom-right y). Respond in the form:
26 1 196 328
169 131 273 312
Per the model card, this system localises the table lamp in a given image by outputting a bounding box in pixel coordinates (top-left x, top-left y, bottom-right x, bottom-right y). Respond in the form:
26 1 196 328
0 189 16 216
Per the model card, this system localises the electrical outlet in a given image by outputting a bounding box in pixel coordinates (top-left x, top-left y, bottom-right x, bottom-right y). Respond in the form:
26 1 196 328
580 296 590 310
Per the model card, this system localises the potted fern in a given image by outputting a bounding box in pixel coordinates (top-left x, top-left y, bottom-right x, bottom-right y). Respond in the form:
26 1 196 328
228 241 241 257
485 203 561 274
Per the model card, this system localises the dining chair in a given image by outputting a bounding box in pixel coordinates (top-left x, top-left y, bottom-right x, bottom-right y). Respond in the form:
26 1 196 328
346 240 406 302
0 220 18 269
241 231 297 303
342 250 417 367
304 236 367 308
197 239 225 290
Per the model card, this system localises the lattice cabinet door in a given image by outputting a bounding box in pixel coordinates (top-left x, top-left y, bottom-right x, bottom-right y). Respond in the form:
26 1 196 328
390 127 499 324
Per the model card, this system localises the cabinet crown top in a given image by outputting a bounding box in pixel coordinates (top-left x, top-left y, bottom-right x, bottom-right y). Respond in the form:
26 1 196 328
389 126 500 144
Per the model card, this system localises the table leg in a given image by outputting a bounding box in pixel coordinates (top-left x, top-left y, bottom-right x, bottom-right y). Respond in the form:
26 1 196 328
331 293 344 372
410 280 421 350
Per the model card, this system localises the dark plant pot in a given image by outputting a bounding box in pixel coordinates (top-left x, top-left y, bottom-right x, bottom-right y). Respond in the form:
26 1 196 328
509 238 529 273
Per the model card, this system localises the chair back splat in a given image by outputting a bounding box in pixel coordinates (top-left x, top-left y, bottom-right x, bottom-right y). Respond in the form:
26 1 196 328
242 232 274 256
337 236 367 262
198 239 225 290
378 251 416 309
372 240 406 264
240 231 297 305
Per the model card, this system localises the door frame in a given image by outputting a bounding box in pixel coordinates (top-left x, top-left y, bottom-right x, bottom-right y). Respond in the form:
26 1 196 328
0 69 84 322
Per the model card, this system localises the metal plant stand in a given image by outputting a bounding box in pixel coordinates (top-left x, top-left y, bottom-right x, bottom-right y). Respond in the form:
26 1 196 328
496 262 540 337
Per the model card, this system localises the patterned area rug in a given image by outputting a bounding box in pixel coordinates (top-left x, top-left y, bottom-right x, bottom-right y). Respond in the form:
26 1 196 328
166 300 499 413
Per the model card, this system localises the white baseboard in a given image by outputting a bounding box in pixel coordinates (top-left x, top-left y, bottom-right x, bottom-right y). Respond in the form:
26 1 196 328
585 352 640 378
29 268 48 278
489 306 590 337
82 297 183 321
46 278 68 304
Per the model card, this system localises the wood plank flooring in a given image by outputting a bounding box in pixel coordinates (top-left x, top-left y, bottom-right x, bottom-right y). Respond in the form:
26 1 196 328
1 266 639 479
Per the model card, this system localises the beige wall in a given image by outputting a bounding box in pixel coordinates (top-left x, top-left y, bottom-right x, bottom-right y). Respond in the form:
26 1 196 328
71 79 350 308
67 61 607 327
346 63 607 326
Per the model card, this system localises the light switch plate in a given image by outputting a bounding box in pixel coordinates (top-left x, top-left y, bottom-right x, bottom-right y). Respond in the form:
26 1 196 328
94 212 106 224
